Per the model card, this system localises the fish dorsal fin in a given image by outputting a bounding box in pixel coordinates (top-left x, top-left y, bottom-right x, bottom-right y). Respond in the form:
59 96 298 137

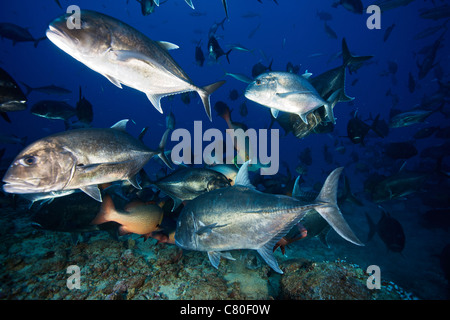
80 185 102 202
110 119 129 131
157 41 179 51
234 161 255 189
270 108 279 119
302 71 313 79
154 0 160 6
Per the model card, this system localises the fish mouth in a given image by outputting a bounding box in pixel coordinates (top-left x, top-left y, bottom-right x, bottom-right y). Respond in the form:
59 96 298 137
2 177 42 194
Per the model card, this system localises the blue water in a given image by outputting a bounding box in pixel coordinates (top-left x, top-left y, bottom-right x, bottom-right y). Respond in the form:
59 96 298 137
0 0 449 300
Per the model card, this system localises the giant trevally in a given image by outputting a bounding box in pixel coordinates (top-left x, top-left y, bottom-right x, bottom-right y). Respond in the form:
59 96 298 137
2 120 172 202
46 10 225 121
245 71 340 124
175 163 364 274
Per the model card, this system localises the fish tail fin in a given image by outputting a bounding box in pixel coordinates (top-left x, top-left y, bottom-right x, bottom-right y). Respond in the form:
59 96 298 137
156 128 173 170
91 194 116 225
225 49 232 64
20 82 33 96
342 38 373 68
324 89 341 124
369 114 385 138
314 167 364 246
198 80 226 121
34 36 47 48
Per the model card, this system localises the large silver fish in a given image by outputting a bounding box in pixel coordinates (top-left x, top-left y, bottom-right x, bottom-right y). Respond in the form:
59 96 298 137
2 120 171 202
46 10 225 121
175 162 364 274
244 71 339 124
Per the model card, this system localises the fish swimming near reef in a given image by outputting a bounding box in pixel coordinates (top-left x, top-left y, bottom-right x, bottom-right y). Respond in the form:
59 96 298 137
46 10 225 121
0 67 27 123
2 120 172 202
152 167 231 211
175 163 364 274
91 193 164 236
366 207 405 253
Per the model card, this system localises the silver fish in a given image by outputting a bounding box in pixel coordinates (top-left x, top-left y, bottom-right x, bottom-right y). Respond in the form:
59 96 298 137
175 163 364 274
2 120 171 202
245 71 339 124
46 10 225 121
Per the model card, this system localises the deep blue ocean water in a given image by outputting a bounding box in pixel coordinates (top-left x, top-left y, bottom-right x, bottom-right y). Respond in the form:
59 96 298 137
0 0 449 300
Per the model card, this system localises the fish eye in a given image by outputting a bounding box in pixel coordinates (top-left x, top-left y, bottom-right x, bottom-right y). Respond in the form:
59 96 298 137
255 80 261 85
20 156 37 167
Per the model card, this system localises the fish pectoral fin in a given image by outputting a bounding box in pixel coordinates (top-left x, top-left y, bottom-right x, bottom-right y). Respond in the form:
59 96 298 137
156 41 180 51
103 74 122 89
270 108 279 119
195 222 227 235
298 112 308 124
207 251 221 269
110 119 130 131
146 92 164 114
207 251 234 269
80 185 102 202
257 244 283 274
171 197 183 212
128 175 142 190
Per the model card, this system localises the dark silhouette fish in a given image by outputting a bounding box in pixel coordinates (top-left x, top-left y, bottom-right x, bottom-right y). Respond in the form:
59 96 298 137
0 22 46 47
208 36 232 64
366 207 405 253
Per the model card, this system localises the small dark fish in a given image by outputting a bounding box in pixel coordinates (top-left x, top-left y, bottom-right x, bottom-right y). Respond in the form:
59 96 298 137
366 207 405 253
21 82 72 96
346 110 384 145
0 67 27 121
137 0 157 16
251 59 273 78
208 17 227 39
0 22 46 47
180 92 191 105
239 102 248 117
76 87 94 124
195 40 205 67
323 144 333 164
30 100 77 122
229 89 239 101
299 147 312 166
208 36 231 64
420 5 450 21
324 22 338 39
286 62 300 74
332 0 364 14
384 141 418 159
248 23 261 39
413 126 438 139
383 23 395 42
417 32 445 80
